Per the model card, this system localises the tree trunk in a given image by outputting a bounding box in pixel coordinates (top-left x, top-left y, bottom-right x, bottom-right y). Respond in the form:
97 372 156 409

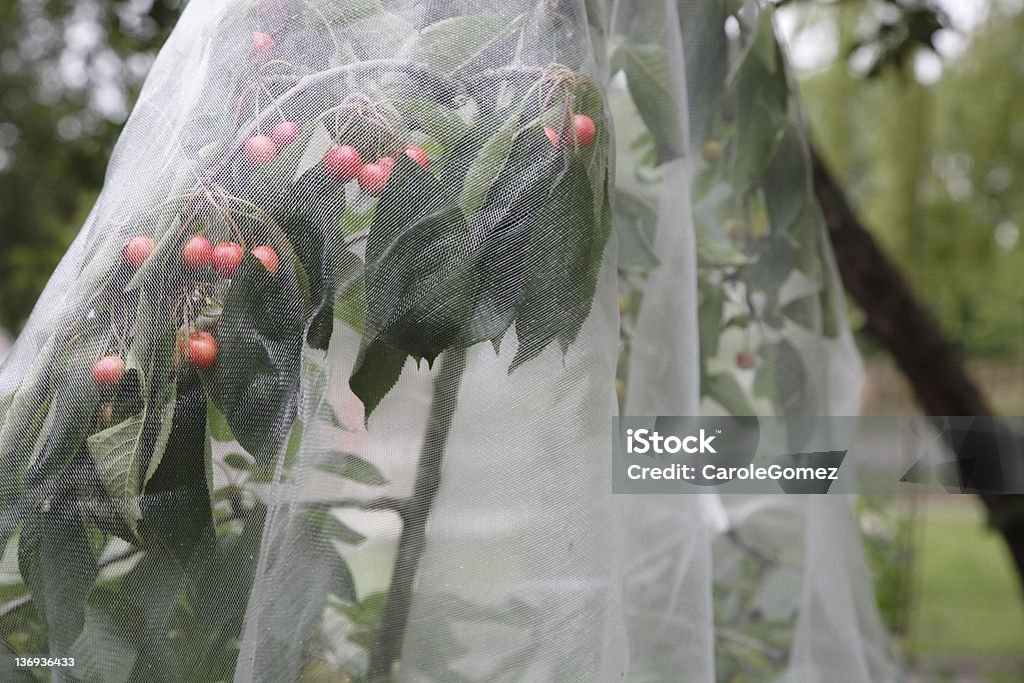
811 149 1024 590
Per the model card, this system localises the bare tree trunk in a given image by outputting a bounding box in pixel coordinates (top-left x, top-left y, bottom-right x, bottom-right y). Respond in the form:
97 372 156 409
811 149 1024 589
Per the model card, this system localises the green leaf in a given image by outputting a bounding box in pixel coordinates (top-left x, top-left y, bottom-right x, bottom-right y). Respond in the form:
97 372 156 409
363 156 475 363
333 265 366 332
409 14 519 77
615 187 660 270
753 339 809 417
223 453 252 471
69 607 137 683
342 591 388 650
202 255 306 463
206 399 234 442
348 339 407 421
303 505 366 545
392 99 468 151
696 231 752 268
87 415 147 523
511 146 599 368
760 125 809 236
618 42 685 163
18 502 98 657
457 115 523 218
319 452 387 486
729 11 790 189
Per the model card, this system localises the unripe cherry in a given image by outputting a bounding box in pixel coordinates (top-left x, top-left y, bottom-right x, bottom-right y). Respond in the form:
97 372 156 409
92 356 126 387
404 145 429 169
358 163 390 197
572 114 596 148
123 236 154 268
252 245 280 275
271 121 299 147
703 140 724 164
212 242 244 278
251 32 275 65
324 145 362 182
244 135 277 165
544 127 560 147
182 235 214 270
736 351 757 370
184 331 218 369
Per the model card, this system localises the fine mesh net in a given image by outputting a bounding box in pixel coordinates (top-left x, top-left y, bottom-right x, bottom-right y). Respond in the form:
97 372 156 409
0 1 898 681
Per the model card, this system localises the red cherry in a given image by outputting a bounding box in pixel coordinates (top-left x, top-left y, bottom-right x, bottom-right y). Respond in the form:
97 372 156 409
251 32 275 65
212 242 244 278
182 235 213 270
244 135 277 165
358 163 390 197
92 356 126 387
271 121 299 147
123 236 154 268
404 145 429 169
736 351 757 369
324 145 362 182
252 245 280 275
544 126 560 147
184 332 218 369
572 114 596 148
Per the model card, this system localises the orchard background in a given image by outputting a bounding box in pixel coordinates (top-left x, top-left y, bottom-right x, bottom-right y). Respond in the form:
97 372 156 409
0 0 1022 679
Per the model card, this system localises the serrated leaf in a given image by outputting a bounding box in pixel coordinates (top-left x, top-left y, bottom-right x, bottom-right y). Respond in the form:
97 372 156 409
68 607 137 683
409 14 518 77
618 42 685 163
319 452 387 486
730 11 789 189
303 506 366 545
511 147 599 369
202 255 306 464
87 415 146 521
457 115 526 219
615 187 659 270
348 339 407 422
18 502 98 658
363 156 475 363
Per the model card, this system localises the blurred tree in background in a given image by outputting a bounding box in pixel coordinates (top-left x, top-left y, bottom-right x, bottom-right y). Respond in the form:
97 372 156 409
0 0 182 333
792 0 1024 362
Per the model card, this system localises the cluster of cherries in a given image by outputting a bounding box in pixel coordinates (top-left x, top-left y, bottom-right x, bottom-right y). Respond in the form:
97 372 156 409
544 114 596 149
93 232 282 386
94 31 601 388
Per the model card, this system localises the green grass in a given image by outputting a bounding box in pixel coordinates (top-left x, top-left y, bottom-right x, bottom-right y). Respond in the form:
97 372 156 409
909 497 1024 677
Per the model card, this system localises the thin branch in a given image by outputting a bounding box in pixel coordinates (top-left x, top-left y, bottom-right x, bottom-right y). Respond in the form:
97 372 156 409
715 626 787 662
305 496 406 513
366 348 467 682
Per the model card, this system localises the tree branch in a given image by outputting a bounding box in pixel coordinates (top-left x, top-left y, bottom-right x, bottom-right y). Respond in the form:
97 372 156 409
811 148 1024 588
366 347 467 682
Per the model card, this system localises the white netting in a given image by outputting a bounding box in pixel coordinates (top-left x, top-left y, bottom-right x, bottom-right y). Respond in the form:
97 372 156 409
0 1 898 681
